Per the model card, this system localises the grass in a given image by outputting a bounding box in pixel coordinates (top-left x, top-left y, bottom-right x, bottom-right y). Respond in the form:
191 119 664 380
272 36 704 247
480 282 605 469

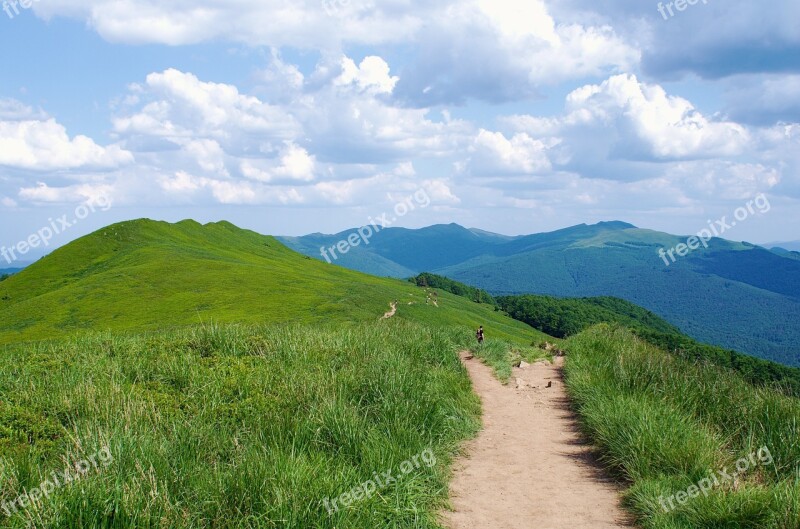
0 219 542 348
464 338 554 383
0 218 555 527
563 324 800 529
0 320 486 528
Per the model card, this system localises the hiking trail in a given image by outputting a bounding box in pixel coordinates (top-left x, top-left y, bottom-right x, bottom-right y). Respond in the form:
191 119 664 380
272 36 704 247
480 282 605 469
381 302 398 319
442 352 634 529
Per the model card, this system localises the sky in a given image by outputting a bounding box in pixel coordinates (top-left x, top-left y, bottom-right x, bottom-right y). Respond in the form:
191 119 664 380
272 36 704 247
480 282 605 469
1 0 799 262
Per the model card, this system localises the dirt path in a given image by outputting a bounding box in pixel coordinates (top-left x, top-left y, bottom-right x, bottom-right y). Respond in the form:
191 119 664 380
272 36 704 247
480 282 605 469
381 302 398 319
442 353 634 529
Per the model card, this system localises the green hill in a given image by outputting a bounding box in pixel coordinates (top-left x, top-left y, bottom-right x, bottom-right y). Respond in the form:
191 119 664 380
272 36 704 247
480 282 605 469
1 218 797 528
0 219 554 528
283 222 800 367
564 325 800 529
497 294 800 396
0 219 543 346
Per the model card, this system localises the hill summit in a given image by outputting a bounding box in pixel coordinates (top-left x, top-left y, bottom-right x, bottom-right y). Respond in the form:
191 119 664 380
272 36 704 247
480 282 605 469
0 219 538 345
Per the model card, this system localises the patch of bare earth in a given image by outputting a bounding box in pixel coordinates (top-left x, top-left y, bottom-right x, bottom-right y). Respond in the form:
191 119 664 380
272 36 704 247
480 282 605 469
442 352 635 529
381 302 398 319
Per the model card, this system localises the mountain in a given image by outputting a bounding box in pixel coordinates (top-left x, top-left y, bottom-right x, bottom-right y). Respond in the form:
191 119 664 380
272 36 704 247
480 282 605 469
279 223 512 277
0 219 539 346
283 222 800 367
765 240 800 252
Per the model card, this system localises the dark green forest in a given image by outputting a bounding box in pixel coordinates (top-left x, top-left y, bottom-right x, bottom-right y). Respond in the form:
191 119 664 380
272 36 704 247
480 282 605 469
497 294 800 397
407 274 800 395
410 273 497 305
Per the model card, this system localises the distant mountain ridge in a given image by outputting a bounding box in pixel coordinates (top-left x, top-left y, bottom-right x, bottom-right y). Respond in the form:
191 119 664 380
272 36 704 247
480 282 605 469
281 222 800 367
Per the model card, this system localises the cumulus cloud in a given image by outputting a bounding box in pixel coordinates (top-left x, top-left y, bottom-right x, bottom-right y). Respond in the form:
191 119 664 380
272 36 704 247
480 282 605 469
241 142 317 183
458 74 789 217
113 68 300 150
336 56 399 95
0 99 132 172
755 123 800 197
505 74 750 172
292 56 472 164
28 0 638 106
31 0 441 47
463 130 554 177
553 0 800 79
393 0 638 105
2 62 469 209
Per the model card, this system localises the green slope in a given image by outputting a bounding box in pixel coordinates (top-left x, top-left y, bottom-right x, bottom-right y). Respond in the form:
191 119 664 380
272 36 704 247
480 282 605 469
283 221 800 367
436 227 800 367
564 325 800 529
0 219 544 346
497 294 800 395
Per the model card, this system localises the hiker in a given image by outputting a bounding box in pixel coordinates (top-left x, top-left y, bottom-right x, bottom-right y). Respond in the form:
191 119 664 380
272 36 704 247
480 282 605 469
476 326 484 345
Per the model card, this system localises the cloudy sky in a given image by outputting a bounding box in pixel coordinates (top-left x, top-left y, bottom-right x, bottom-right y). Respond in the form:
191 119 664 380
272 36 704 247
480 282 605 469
1 0 799 258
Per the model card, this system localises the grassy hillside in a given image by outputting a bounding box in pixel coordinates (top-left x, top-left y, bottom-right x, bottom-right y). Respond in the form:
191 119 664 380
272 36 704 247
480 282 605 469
284 221 800 368
0 219 543 347
438 229 800 368
0 218 557 528
564 325 800 529
0 321 484 528
496 294 800 395
410 273 497 306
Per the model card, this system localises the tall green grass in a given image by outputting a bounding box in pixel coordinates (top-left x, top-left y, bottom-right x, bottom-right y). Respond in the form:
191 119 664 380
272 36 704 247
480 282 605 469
0 321 481 528
564 325 800 529
466 339 552 383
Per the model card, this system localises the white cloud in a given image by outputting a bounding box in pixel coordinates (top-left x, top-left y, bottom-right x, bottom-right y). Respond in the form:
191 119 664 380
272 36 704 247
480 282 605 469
114 69 299 145
29 62 468 209
18 182 115 204
0 114 132 172
241 142 317 183
506 74 750 168
32 0 435 47
336 56 398 95
158 171 304 205
568 74 750 159
421 179 460 204
394 0 638 105
553 0 800 79
29 0 637 106
465 130 553 176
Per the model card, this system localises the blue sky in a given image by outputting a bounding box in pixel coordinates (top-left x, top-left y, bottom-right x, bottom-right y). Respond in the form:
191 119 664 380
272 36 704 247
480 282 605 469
1 0 799 261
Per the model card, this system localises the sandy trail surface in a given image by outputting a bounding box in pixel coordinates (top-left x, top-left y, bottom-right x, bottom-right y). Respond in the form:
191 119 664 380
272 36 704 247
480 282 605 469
381 302 398 319
442 352 635 529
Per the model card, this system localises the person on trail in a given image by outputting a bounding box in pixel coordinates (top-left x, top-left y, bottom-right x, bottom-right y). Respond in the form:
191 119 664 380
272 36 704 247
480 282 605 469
476 326 484 345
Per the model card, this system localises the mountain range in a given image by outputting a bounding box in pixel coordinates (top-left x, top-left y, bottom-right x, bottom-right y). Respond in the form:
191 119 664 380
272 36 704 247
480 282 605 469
280 222 800 367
